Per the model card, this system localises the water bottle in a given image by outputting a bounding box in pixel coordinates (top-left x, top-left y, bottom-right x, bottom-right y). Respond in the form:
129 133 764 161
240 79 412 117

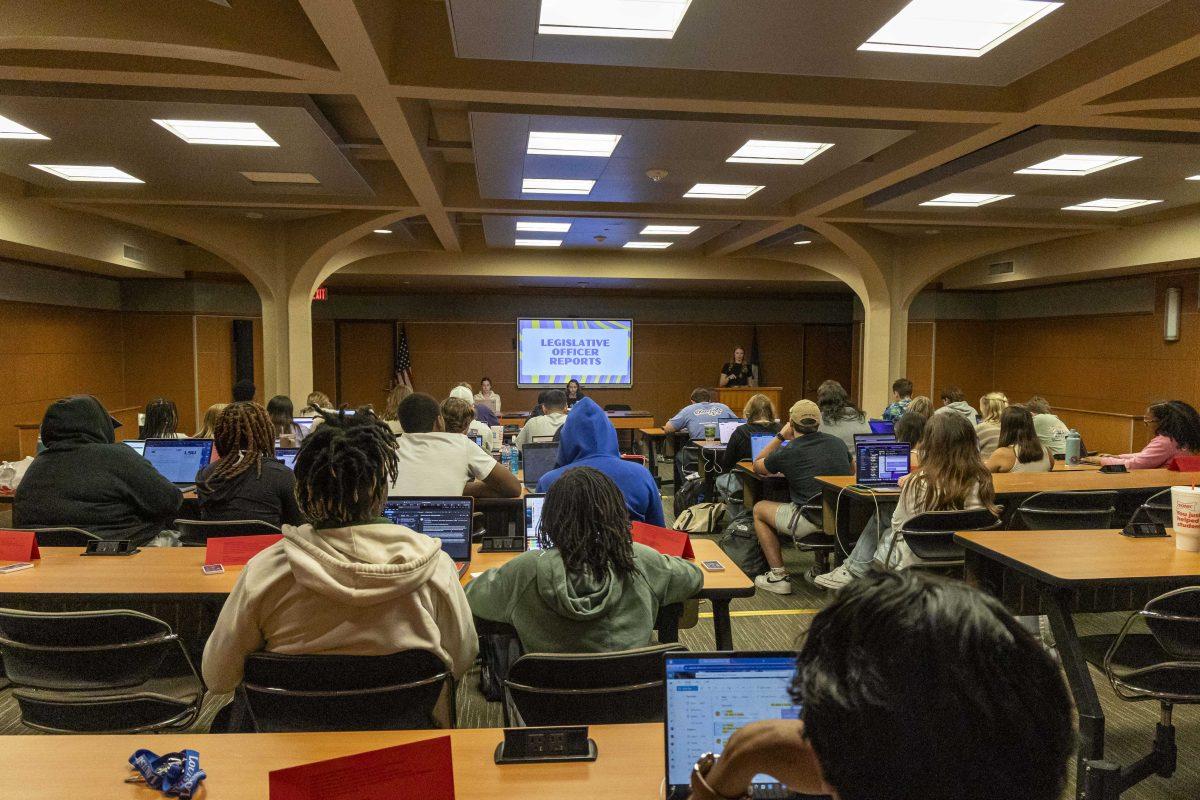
1065 429 1082 466
508 444 520 475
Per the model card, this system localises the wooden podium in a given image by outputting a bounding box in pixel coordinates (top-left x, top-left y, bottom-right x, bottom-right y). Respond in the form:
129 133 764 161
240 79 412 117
713 386 783 417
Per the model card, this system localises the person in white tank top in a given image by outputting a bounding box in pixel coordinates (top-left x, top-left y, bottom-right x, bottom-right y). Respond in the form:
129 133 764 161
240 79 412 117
985 406 1055 474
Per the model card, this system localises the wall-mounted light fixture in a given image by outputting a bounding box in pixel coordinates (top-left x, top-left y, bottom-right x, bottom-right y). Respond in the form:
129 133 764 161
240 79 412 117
1164 286 1182 342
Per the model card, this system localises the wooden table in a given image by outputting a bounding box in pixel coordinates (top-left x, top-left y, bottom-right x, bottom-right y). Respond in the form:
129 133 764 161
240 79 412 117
956 529 1200 800
2 723 667 800
501 411 654 431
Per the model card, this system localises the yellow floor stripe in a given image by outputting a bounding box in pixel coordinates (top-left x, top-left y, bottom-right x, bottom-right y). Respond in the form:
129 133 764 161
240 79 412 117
699 609 821 619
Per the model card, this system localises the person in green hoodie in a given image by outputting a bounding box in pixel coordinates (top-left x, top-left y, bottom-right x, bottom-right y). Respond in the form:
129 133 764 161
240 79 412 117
466 466 702 653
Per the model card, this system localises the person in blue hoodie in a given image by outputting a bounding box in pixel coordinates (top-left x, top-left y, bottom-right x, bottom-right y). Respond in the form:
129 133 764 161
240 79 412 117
536 397 666 526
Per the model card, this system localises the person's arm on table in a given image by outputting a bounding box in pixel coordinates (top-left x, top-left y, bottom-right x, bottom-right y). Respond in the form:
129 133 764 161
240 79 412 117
688 719 828 800
1084 436 1173 469
464 461 522 498
719 370 731 388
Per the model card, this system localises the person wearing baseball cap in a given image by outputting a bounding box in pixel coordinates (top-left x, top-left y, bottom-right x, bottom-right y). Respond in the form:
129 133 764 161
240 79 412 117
750 398 852 595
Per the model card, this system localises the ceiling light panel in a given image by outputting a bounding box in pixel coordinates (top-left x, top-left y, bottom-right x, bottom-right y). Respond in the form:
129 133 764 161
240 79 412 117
373 229 393 234
921 192 1014 207
727 140 834 165
1016 154 1141 176
30 164 142 183
517 221 573 232
516 239 563 247
1188 175 1200 181
153 119 278 147
1062 198 1162 212
527 131 622 157
859 0 1063 57
240 171 320 184
624 241 672 249
522 178 595 195
684 183 764 199
640 225 699 235
794 240 813 245
0 114 48 140
538 0 693 39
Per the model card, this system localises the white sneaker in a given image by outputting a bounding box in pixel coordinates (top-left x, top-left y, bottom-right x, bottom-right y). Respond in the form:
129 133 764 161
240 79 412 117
755 571 793 595
812 564 854 591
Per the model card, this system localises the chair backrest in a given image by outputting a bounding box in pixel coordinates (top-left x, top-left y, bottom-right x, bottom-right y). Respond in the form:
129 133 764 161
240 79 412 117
505 643 685 727
902 508 1002 533
1016 491 1118 530
26 527 101 547
1144 586 1200 660
241 650 452 732
174 518 282 545
1133 488 1173 526
604 404 632 412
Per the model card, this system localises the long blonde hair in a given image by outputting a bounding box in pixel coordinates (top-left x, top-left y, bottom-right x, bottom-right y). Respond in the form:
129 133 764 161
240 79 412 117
907 396 933 419
742 394 775 424
905 412 998 514
979 392 1008 425
384 384 412 422
195 403 227 439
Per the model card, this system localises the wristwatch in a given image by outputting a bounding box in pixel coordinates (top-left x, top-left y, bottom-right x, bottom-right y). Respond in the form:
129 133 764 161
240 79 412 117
775 433 787 442
691 753 751 800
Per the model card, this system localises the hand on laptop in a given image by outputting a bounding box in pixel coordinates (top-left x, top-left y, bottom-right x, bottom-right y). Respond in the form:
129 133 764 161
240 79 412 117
689 718 826 799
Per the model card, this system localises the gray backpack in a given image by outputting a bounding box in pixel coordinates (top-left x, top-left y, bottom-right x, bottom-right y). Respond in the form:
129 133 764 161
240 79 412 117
718 508 769 577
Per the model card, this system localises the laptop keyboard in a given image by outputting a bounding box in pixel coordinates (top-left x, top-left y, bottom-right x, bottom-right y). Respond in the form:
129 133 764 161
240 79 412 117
752 784 801 799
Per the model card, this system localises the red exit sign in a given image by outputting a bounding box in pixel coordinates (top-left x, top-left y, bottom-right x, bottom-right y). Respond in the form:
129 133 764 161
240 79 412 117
313 286 328 301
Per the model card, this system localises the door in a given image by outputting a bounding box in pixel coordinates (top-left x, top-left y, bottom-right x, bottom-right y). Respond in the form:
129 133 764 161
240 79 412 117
802 324 854 401
336 321 394 412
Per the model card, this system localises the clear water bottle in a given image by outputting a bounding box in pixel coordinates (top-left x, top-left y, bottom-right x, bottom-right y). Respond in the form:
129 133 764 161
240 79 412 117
1065 429 1082 466
508 444 520 475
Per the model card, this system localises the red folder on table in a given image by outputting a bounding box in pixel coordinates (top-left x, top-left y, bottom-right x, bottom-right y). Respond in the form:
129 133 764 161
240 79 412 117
204 534 282 566
631 521 695 559
0 530 39 561
1168 455 1200 472
269 736 455 800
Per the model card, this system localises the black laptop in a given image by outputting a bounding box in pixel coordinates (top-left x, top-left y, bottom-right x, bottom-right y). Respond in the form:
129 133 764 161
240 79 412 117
382 496 474 577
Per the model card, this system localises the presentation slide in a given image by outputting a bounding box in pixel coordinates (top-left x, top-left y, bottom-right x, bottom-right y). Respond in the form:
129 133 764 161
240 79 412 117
517 319 632 388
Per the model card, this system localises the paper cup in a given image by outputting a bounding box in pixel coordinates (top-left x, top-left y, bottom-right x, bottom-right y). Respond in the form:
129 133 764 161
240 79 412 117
490 425 504 451
1170 486 1200 552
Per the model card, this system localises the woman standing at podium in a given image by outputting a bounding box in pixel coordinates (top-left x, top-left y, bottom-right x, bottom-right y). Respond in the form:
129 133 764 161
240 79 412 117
718 346 756 388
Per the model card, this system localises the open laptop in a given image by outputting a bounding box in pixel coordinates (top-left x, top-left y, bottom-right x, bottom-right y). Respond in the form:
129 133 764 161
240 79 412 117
868 419 895 435
142 438 214 488
123 439 146 457
853 433 897 447
293 417 315 438
275 447 299 470
854 441 911 491
664 652 803 800
521 442 560 489
718 419 745 444
382 496 474 577
750 433 789 461
523 493 545 551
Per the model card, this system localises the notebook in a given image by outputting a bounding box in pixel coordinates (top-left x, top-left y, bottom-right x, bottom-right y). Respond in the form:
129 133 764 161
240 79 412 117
523 493 546 551
718 419 745 444
750 433 789 461
521 442 560 489
275 447 299 470
664 652 803 800
854 441 912 491
382 497 473 577
142 438 214 487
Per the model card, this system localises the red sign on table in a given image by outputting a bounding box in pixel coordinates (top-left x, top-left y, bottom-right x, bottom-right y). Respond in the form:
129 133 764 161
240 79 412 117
269 736 455 800
204 534 282 566
631 521 695 559
0 530 39 561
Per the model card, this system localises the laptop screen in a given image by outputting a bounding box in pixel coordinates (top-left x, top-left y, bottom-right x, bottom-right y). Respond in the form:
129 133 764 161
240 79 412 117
868 419 895 435
521 443 559 487
718 420 745 445
664 653 802 798
524 493 546 551
275 447 299 470
854 433 897 447
382 497 473 561
124 439 146 456
750 433 788 461
143 439 213 484
856 442 912 485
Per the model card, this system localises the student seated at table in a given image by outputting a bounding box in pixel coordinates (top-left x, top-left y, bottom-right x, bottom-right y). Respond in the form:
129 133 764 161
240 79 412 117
466 467 701 653
390 393 520 498
985 406 1053 474
1025 395 1070 455
881 377 913 422
382 383 411 435
894 410 926 469
975 391 1007 459
934 385 976 424
813 412 996 590
514 389 568 450
15 395 181 546
538 397 665 525
202 411 478 717
194 403 226 439
442 393 492 443
267 394 305 445
752 400 852 595
685 570 1073 800
1083 399 1200 469
196 402 304 527
719 394 780 475
816 380 871 454
143 397 187 439
664 387 736 440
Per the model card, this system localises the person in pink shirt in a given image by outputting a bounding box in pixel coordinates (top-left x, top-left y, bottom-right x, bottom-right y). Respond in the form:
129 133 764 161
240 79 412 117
1083 400 1200 469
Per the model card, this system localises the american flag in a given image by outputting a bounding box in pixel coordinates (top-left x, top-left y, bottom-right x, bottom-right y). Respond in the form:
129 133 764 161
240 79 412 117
395 323 413 389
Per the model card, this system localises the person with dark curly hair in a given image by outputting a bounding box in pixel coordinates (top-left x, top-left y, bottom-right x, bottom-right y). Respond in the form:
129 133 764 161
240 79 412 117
1084 400 1200 469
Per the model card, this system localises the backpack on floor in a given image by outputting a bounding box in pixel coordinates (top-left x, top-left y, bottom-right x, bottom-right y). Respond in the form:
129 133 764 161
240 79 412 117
718 508 769 577
477 632 524 702
673 502 727 535
672 475 706 514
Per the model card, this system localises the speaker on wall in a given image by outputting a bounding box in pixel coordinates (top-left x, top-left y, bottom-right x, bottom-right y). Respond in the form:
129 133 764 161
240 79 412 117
232 320 255 384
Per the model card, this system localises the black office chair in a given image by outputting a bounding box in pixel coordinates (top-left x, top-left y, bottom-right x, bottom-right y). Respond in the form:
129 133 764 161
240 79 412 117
1131 488 1173 526
18 527 102 547
1078 587 1200 795
0 608 203 733
240 650 455 732
888 508 1003 570
503 643 686 727
787 494 836 572
174 518 281 546
1015 491 1117 530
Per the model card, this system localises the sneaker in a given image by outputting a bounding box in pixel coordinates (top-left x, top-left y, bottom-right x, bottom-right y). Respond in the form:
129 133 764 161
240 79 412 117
754 571 793 595
813 564 854 591
801 564 823 587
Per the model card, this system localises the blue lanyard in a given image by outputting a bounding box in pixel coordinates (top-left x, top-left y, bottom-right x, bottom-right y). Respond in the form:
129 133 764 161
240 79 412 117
128 749 205 797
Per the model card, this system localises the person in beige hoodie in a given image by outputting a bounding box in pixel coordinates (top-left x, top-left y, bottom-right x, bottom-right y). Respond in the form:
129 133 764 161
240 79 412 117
202 410 478 722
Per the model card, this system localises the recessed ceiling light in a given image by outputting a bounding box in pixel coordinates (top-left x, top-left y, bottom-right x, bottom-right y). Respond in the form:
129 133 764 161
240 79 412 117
516 239 563 247
727 140 834 165
240 171 320 184
624 241 672 249
859 0 1063 57
517 221 573 233
641 225 699 235
374 229 393 234
1062 198 1162 213
1186 174 1200 181
30 164 142 183
538 0 693 39
0 114 48 140
684 183 764 200
527 132 622 158
794 240 813 245
921 192 1014 207
1016 154 1141 176
521 178 595 195
153 119 278 147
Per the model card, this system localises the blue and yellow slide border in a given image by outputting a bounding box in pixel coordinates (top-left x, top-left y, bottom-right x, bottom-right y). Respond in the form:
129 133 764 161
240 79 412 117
517 318 633 388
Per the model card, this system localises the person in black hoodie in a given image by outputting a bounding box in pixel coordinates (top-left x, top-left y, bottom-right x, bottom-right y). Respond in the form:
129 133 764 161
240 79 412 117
15 395 182 545
196 402 303 527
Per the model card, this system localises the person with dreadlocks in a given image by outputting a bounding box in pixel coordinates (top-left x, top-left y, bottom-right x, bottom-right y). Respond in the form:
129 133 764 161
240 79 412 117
466 467 700 653
202 408 478 718
195 402 303 527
